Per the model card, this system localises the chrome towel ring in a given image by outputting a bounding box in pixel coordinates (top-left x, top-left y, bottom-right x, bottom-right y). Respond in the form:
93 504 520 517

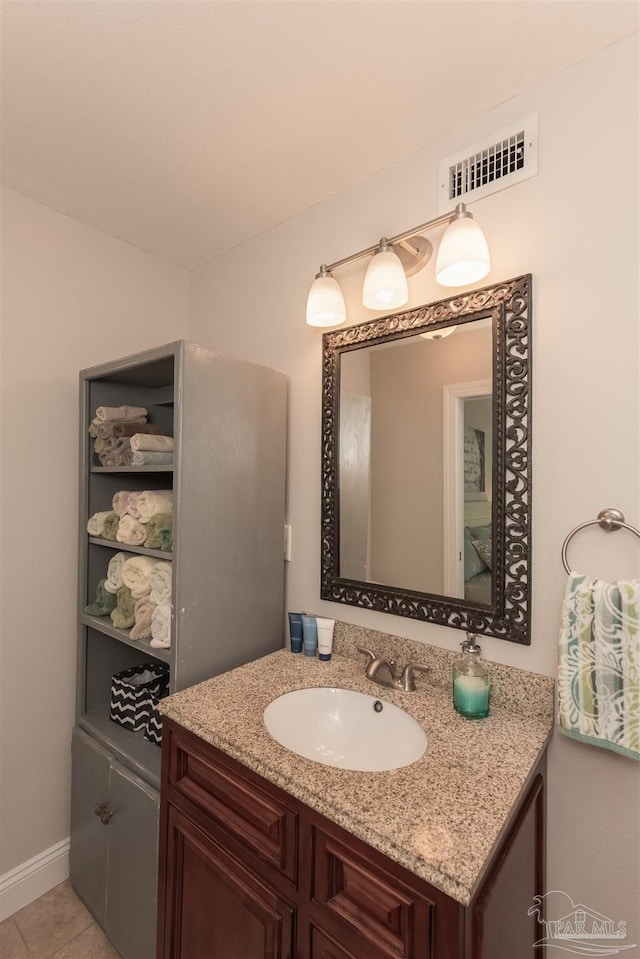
561 508 640 574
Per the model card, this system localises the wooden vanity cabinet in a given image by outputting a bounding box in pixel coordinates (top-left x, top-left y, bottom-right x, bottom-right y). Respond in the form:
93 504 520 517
158 720 545 959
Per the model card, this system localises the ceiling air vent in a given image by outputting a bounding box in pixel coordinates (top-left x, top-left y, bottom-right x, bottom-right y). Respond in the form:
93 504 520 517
438 114 538 212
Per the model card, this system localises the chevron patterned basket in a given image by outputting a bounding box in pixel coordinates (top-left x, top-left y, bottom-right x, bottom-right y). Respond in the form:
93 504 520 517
110 663 170 732
144 697 164 746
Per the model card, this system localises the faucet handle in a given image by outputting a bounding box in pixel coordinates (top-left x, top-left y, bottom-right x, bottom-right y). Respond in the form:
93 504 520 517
356 645 377 665
400 662 430 692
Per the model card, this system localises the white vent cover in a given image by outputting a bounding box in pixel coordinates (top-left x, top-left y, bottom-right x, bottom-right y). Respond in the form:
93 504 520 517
438 114 538 212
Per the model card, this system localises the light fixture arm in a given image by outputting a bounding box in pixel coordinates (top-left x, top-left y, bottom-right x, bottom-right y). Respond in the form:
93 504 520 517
323 203 468 274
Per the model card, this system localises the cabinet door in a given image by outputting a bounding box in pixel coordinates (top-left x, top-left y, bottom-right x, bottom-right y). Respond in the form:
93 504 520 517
106 761 159 959
161 805 294 959
69 728 110 924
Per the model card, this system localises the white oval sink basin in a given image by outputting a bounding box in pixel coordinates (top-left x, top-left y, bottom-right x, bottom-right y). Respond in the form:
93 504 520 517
263 687 427 772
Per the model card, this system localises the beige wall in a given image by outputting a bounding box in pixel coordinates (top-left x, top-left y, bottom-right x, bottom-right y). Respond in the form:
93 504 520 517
0 189 189 874
189 37 640 947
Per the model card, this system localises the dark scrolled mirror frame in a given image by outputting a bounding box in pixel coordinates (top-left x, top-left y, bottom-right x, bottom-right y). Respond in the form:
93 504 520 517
321 273 532 645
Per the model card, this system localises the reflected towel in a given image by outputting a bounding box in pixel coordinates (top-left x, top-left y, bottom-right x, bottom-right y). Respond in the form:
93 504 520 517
110 585 135 630
93 405 147 424
84 578 118 617
151 601 171 649
131 451 173 467
130 596 154 641
557 572 640 760
116 514 147 546
130 434 174 453
150 562 172 605
137 490 173 523
87 511 112 537
104 551 127 594
121 555 160 599
144 513 173 552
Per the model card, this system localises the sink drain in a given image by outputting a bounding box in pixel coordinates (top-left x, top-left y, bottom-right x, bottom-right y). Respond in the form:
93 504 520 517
373 700 383 713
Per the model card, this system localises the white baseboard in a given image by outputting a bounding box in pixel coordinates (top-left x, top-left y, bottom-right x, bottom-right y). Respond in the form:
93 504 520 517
0 838 70 921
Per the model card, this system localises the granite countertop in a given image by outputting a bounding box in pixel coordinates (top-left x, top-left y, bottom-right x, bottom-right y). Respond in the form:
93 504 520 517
159 627 554 906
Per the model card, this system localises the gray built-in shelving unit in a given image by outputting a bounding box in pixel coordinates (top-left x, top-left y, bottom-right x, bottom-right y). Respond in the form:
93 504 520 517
70 340 287 959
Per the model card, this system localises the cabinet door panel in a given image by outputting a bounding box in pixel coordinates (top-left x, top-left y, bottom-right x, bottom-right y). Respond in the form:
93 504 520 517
106 761 159 959
163 805 294 959
168 727 297 883
69 729 110 923
311 826 431 959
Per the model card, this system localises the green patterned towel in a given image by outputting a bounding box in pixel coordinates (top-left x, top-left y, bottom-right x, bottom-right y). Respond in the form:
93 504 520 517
557 572 640 760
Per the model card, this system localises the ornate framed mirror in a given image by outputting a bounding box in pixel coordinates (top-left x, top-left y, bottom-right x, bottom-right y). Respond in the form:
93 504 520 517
320 274 532 644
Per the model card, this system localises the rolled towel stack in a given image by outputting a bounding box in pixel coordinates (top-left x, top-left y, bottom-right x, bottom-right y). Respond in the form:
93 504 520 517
84 578 118 617
112 491 133 517
131 451 173 466
110 585 136 629
124 558 173 647
87 511 115 537
116 514 147 546
144 513 173 552
130 434 174 453
104 552 127 594
130 596 155 641
88 405 174 466
150 562 172 605
121 555 161 599
151 601 171 649
137 490 173 523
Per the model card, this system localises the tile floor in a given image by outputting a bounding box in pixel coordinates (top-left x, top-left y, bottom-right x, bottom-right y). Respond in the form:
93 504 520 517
0 882 120 959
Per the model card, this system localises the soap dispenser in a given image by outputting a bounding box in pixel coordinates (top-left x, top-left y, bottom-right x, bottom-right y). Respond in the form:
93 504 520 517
452 633 490 719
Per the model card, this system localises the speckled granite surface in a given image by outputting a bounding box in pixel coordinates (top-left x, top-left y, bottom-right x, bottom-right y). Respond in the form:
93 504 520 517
159 640 554 906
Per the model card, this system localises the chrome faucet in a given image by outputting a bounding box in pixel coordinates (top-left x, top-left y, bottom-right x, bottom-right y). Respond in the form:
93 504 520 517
356 646 430 692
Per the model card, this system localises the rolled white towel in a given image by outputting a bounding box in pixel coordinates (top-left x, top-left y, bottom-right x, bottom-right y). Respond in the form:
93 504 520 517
104 551 127 594
150 562 172 605
116 514 147 546
137 490 173 523
93 405 147 424
112 490 133 517
150 601 172 649
130 434 174 453
87 511 112 536
121 555 161 599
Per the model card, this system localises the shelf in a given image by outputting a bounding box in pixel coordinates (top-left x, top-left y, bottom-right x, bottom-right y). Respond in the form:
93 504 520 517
80 711 161 788
90 465 174 473
81 613 172 663
88 537 172 560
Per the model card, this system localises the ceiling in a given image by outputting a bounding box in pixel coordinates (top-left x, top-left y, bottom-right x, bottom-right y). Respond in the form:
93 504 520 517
2 1 638 269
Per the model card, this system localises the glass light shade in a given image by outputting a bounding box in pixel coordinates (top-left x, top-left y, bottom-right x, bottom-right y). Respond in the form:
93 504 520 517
362 248 408 310
435 216 490 287
306 274 347 327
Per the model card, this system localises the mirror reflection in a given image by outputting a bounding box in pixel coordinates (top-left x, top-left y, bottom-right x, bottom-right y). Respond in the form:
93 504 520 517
339 319 493 605
321 274 532 645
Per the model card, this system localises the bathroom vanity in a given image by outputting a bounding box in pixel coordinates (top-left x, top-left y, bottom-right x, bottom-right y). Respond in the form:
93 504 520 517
156 636 553 958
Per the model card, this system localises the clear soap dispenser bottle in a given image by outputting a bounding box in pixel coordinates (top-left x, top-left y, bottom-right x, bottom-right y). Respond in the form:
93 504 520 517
453 633 490 719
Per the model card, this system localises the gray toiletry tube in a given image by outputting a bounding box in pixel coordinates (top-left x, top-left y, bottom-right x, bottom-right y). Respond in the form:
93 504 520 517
288 612 303 653
316 617 335 661
301 614 317 656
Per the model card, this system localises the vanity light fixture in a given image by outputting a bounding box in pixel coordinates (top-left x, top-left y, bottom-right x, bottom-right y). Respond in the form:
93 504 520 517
306 202 490 328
